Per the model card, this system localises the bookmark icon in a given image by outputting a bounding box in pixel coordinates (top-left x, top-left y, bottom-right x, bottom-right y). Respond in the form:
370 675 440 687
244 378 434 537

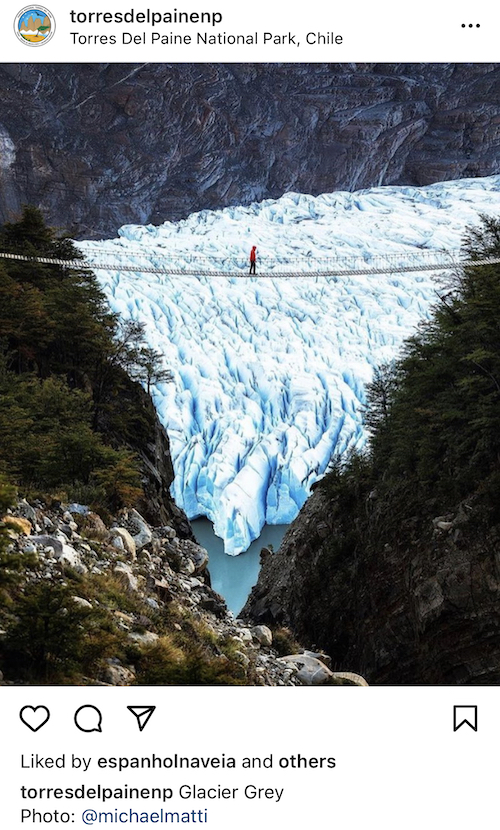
453 705 477 732
127 706 156 732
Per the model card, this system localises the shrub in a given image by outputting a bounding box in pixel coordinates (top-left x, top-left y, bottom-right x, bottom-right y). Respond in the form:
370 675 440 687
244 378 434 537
2 581 123 682
272 627 301 657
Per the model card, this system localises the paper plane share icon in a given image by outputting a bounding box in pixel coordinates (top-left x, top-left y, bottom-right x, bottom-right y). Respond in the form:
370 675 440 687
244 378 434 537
127 706 156 732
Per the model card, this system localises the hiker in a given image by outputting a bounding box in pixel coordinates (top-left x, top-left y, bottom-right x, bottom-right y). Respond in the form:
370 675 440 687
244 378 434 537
249 245 257 274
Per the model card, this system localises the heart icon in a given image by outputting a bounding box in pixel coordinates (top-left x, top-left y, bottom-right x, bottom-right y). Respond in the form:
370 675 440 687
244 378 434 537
20 706 50 732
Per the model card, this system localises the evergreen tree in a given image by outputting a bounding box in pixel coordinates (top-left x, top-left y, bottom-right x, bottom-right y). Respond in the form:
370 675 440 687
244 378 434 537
0 206 172 508
324 215 500 524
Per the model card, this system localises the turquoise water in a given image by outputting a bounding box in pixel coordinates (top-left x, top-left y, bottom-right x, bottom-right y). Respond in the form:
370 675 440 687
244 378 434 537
191 519 288 616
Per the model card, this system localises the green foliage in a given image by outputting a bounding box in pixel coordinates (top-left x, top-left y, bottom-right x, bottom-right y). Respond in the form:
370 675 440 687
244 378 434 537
368 216 500 508
321 215 500 540
0 371 141 509
0 208 115 378
131 346 174 395
271 627 301 657
93 449 143 512
2 581 122 682
0 206 172 509
133 636 246 686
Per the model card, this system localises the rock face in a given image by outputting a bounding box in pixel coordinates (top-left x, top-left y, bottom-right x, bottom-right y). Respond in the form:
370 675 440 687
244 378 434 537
94 367 194 540
0 63 498 237
244 488 500 685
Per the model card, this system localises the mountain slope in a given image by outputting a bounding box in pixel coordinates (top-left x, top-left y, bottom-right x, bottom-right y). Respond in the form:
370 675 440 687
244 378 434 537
0 63 499 237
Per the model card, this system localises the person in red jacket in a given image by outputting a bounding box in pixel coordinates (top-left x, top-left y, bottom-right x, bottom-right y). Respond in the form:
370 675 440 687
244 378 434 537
249 245 257 274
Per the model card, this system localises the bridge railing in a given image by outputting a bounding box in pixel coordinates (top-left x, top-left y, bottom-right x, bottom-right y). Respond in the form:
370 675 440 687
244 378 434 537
1 248 500 279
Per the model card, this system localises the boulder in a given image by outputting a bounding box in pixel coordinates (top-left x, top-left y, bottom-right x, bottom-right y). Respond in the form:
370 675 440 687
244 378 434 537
102 664 135 686
179 540 209 573
59 523 75 539
72 596 92 609
56 544 87 574
146 576 172 603
330 672 369 686
304 649 332 668
234 650 250 668
199 594 227 617
67 503 90 516
82 512 107 537
251 625 273 647
180 557 196 576
128 509 153 550
158 525 176 540
109 528 136 558
114 611 134 630
28 535 64 555
17 499 37 524
128 631 159 646
114 562 139 593
279 654 335 686
436 521 453 531
237 628 253 645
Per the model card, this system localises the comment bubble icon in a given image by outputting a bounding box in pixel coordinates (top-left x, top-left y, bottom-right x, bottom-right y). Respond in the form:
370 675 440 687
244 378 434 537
74 705 103 733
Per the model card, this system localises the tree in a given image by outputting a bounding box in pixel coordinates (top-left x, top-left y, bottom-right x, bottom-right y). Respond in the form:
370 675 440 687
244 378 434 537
93 448 143 512
364 363 397 464
320 215 500 521
133 346 173 395
378 216 500 502
3 581 116 681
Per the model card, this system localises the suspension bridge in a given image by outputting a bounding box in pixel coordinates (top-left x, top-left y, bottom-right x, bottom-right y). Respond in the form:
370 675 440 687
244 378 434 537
1 248 500 278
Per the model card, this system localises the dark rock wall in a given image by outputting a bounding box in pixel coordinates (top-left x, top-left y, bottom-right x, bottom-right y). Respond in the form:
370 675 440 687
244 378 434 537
135 408 194 541
0 63 498 238
244 488 500 685
95 369 194 540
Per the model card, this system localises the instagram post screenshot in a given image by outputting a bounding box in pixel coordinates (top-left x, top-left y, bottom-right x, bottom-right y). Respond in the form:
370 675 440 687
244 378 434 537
0 1 499 827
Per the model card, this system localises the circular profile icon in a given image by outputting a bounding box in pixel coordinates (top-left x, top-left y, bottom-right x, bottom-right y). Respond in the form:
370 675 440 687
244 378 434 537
14 5 55 46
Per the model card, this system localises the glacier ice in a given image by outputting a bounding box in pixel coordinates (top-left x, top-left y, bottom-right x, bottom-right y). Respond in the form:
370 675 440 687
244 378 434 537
78 176 500 554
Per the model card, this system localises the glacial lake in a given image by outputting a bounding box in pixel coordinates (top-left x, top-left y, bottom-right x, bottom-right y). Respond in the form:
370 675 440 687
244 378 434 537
191 519 288 616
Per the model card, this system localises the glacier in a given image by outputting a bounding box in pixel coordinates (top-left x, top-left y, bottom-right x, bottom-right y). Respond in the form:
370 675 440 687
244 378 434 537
78 176 500 554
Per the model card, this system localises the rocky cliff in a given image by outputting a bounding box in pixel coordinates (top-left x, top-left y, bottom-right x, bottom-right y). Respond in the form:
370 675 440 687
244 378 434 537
0 63 498 237
96 369 194 540
244 486 500 685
